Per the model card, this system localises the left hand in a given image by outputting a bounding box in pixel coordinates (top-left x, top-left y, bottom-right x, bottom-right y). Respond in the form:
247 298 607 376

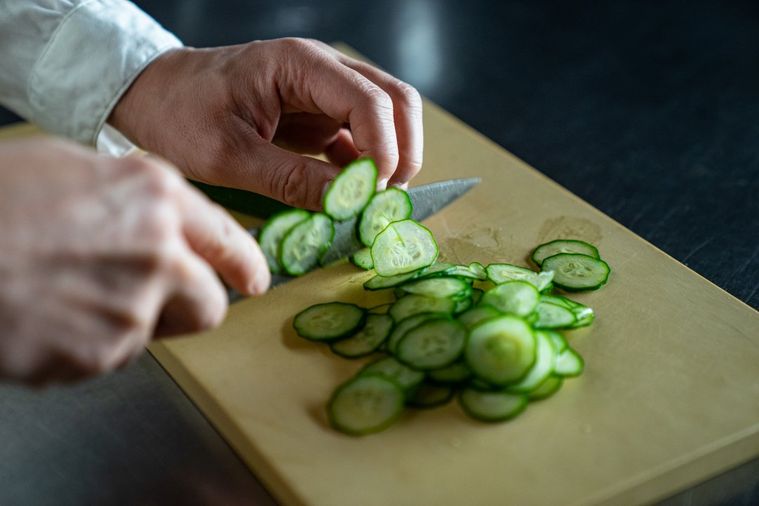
109 38 424 210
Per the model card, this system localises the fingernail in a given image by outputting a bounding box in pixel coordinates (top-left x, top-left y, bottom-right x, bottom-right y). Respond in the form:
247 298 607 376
377 178 389 191
393 181 409 190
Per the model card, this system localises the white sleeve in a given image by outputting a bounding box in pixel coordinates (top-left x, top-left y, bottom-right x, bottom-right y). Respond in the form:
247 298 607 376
0 0 182 152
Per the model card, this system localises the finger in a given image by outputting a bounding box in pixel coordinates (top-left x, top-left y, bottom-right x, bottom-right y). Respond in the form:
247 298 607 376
338 57 424 185
325 128 361 168
231 140 341 211
279 41 399 181
154 247 229 337
175 183 270 296
274 113 343 154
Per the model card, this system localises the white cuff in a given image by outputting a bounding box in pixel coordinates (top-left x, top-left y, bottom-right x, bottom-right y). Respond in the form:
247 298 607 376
27 0 182 147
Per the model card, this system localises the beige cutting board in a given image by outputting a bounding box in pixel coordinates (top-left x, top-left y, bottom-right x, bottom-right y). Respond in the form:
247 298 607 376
3 51 758 504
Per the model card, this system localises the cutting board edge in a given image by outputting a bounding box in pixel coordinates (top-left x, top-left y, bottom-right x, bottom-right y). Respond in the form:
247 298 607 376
148 343 305 506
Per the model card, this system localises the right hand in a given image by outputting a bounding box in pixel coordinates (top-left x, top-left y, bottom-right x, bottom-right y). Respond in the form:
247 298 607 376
0 138 270 385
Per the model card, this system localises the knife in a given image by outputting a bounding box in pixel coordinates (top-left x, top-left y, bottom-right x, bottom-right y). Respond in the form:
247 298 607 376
230 177 481 301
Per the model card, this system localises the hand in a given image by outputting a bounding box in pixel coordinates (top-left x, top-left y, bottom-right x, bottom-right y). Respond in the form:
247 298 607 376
109 38 424 210
0 138 269 385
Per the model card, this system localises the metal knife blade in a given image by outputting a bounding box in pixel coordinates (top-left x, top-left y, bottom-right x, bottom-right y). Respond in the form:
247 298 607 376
231 177 481 300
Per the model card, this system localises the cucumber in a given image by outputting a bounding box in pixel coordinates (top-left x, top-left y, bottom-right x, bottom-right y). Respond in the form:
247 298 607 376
328 374 404 435
533 301 576 329
541 253 611 291
386 312 445 355
364 270 420 290
293 302 366 342
407 382 455 409
554 348 585 377
398 277 470 299
453 295 473 314
351 248 374 270
486 263 554 291
540 294 595 327
389 294 456 322
358 187 413 246
507 330 557 393
480 281 539 317
532 239 600 267
428 361 472 384
280 213 334 276
323 158 377 221
528 375 564 401
459 389 528 422
468 262 488 280
465 315 536 386
458 305 501 329
371 220 439 277
359 356 425 394
258 209 309 273
396 318 467 370
544 329 569 354
471 287 484 305
330 314 394 358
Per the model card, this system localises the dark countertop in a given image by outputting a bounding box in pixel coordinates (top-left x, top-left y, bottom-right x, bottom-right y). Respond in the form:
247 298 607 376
1 1 757 505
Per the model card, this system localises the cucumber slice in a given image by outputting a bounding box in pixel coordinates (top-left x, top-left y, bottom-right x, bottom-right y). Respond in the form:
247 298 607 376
486 263 554 291
323 158 377 221
280 213 334 276
465 315 537 386
507 330 557 393
528 375 564 401
328 374 404 435
351 248 374 270
407 382 455 409
358 187 413 246
468 262 488 280
541 253 611 291
330 314 394 358
459 389 528 422
371 220 438 277
293 302 366 342
540 294 595 327
531 239 600 267
386 312 444 354
453 294 473 314
544 330 569 354
397 318 467 370
413 262 456 279
399 277 470 298
428 361 472 384
480 281 539 317
534 301 576 329
458 305 501 329
364 270 420 290
471 288 484 305
359 356 425 393
258 209 309 274
368 303 392 315
389 294 456 322
554 348 585 377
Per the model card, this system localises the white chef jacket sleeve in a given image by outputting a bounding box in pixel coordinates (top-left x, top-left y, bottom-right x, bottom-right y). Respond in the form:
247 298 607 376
0 0 182 153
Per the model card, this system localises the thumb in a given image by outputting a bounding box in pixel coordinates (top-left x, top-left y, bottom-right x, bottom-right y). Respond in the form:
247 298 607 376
241 142 341 211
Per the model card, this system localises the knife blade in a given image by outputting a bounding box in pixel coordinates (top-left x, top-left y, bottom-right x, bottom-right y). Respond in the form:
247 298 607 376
230 177 480 301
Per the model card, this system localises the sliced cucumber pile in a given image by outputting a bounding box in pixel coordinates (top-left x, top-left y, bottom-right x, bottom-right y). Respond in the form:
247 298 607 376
278 159 611 434
291 237 609 435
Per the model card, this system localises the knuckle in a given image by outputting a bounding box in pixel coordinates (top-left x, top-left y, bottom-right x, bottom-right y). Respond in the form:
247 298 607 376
363 86 394 114
395 81 422 109
279 162 310 208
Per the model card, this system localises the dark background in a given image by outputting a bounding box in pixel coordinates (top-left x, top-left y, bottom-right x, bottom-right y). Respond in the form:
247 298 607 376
1 2 757 505
2 0 757 307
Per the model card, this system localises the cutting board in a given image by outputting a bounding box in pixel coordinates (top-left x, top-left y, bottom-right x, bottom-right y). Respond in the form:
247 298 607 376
3 46 758 505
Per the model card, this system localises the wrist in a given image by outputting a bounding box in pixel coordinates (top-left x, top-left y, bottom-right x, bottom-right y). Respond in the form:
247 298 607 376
108 47 190 148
